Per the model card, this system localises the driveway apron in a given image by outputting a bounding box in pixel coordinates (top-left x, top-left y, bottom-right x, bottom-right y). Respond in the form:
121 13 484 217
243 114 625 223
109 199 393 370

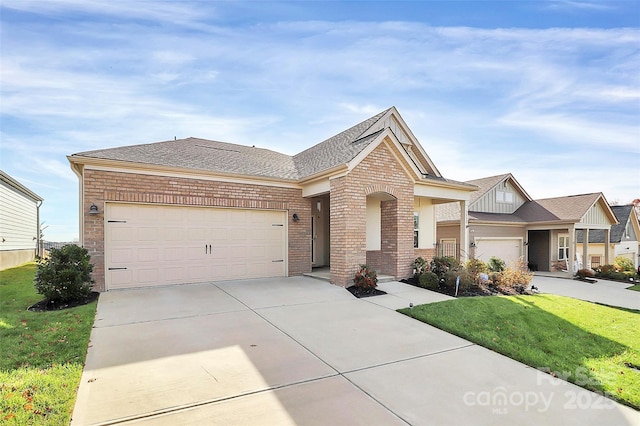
72 278 639 425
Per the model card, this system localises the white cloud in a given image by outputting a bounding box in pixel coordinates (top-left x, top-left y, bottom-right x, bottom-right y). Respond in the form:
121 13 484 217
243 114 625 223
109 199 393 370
1 12 639 239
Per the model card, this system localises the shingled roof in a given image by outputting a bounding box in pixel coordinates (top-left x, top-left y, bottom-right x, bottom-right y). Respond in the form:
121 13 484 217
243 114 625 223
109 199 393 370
515 193 603 223
292 108 390 179
73 137 299 180
576 204 634 243
71 108 395 181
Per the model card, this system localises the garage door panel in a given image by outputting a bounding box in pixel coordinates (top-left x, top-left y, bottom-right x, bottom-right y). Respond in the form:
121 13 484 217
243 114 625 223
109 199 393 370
138 269 159 284
138 248 159 262
165 228 183 241
109 270 133 289
106 204 287 289
476 239 522 265
110 227 133 242
111 248 133 264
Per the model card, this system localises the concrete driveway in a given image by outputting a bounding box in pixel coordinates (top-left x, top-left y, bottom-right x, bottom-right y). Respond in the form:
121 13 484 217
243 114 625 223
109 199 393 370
72 277 639 425
532 275 640 310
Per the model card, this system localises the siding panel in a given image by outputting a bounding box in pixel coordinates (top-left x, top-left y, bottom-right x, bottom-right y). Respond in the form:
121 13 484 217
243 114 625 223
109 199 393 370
0 181 38 251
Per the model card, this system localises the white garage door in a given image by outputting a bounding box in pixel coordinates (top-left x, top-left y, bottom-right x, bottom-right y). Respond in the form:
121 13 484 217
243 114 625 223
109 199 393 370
105 203 287 290
475 238 522 266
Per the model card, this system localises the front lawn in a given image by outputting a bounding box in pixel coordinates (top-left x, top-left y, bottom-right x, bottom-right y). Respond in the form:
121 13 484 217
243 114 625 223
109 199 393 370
0 263 97 424
399 294 640 409
627 284 640 292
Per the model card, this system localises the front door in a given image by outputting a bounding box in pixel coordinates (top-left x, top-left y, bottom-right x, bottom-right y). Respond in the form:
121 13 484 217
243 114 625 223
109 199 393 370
311 196 330 267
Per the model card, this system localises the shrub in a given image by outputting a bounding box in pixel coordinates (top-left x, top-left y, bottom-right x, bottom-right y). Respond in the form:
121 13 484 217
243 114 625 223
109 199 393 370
442 270 474 294
353 264 378 290
418 271 439 290
499 266 534 291
430 256 460 277
465 258 487 280
576 269 595 278
614 256 634 272
34 244 94 304
596 264 619 277
487 256 506 273
413 257 429 278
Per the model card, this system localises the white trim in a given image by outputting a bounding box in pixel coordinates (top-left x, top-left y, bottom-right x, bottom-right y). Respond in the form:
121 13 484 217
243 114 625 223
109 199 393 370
82 163 301 189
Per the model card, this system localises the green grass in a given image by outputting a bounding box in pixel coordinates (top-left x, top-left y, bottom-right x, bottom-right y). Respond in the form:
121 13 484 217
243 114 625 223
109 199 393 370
399 294 640 409
0 263 97 425
627 284 640 292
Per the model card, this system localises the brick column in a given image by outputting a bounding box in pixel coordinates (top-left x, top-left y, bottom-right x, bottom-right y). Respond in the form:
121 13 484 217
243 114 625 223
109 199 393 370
330 176 367 286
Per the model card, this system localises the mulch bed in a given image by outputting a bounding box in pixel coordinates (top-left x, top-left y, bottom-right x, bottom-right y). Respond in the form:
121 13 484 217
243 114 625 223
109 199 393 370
346 286 387 298
28 292 100 312
399 277 531 297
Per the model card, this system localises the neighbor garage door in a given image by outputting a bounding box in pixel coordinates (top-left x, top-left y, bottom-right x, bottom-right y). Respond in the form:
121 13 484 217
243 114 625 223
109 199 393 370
475 238 522 266
105 203 286 290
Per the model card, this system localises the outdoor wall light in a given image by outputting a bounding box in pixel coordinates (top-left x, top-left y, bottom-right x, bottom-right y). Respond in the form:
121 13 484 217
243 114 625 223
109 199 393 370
292 213 300 222
89 204 99 214
470 242 476 248
524 241 529 246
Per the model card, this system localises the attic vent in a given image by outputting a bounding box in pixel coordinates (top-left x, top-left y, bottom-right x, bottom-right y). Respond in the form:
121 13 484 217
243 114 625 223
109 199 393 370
195 144 240 153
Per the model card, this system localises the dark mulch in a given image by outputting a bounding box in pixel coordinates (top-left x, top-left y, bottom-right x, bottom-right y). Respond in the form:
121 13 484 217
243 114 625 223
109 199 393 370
28 292 100 312
346 286 387 298
399 277 531 297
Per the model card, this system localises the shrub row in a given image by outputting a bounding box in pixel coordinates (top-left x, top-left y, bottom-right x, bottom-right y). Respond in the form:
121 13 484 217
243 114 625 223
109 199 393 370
413 256 533 295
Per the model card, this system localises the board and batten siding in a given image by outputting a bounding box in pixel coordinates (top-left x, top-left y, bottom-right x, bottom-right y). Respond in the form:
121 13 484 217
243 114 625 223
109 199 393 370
472 180 527 214
581 202 612 227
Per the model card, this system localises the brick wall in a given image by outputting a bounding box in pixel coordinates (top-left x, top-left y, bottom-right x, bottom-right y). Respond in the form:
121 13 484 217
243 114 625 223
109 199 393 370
413 248 436 265
83 169 310 291
330 140 415 286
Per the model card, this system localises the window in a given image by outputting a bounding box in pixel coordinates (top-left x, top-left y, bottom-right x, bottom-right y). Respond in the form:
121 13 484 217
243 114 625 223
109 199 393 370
590 256 602 268
496 190 514 203
558 235 569 260
414 213 419 248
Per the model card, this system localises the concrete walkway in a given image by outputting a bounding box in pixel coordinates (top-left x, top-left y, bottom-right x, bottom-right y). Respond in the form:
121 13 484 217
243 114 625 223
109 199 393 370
72 278 639 425
531 274 640 310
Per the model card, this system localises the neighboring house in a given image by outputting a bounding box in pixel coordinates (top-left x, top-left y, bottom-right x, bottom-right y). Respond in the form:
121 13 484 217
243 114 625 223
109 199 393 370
436 173 618 275
68 107 477 292
0 170 43 271
577 205 640 270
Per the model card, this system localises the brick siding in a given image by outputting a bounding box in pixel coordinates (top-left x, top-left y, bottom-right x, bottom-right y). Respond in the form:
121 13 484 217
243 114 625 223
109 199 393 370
330 140 415 286
83 169 310 291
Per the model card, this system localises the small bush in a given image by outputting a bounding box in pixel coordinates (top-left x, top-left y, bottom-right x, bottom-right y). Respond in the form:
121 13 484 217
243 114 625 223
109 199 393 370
487 256 506 273
413 257 429 278
34 244 94 304
614 256 634 272
442 270 474 294
353 264 378 289
418 271 439 290
576 269 595 278
499 266 534 291
430 256 460 277
465 258 487 280
597 264 619 277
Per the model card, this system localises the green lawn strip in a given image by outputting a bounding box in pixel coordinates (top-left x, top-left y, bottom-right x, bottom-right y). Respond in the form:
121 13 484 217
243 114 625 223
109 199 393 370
627 284 640 292
399 294 640 410
0 264 97 425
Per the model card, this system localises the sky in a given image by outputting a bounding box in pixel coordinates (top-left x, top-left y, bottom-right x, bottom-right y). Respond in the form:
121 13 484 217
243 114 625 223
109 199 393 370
1 0 639 242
